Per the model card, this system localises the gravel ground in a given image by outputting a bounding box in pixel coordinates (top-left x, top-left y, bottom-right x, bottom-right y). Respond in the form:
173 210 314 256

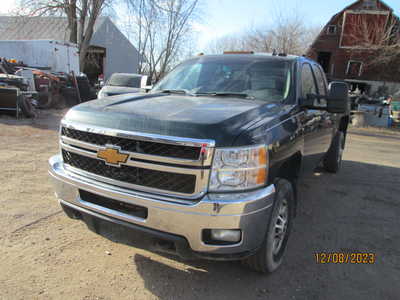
1 110 399 300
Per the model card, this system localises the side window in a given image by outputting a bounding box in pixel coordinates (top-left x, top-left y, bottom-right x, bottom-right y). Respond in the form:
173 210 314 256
301 63 317 99
312 65 328 107
312 65 327 96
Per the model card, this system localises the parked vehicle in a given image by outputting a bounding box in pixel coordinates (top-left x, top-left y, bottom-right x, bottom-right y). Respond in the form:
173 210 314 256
97 73 148 98
49 53 350 273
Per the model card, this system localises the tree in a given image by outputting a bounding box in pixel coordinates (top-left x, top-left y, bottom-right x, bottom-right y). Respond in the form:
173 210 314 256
18 0 109 71
205 33 252 54
125 0 200 82
205 11 320 56
342 13 400 81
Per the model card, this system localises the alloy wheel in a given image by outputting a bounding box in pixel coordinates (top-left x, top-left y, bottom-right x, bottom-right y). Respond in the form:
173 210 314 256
272 198 289 255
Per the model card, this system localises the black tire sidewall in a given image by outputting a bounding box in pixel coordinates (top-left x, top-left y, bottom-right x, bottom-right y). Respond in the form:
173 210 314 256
263 179 295 272
19 96 36 118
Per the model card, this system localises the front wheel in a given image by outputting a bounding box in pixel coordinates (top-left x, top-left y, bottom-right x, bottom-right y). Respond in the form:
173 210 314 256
242 178 295 273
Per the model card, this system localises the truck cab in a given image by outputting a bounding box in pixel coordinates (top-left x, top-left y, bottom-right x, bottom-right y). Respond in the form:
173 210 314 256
49 53 349 273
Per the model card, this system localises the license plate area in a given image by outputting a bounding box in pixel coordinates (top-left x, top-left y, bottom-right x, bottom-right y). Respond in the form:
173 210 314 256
79 190 148 219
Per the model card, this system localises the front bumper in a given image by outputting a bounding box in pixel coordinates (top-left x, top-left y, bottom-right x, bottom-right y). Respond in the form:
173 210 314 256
49 154 275 257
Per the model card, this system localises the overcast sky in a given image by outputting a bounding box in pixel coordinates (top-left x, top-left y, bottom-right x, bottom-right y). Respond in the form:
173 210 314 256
1 0 400 50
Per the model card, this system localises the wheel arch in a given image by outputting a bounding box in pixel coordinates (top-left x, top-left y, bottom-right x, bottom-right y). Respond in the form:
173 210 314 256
269 152 302 217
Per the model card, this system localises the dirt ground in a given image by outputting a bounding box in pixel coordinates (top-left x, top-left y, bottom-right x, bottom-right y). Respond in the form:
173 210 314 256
1 110 399 300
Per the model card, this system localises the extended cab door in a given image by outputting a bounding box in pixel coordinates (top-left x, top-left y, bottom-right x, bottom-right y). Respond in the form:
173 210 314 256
312 63 336 145
300 62 334 173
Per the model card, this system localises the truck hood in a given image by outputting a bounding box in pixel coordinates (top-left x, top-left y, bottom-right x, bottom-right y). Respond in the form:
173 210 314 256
64 93 280 146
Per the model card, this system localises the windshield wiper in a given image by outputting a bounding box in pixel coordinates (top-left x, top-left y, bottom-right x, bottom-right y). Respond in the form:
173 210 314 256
196 92 255 99
159 89 196 96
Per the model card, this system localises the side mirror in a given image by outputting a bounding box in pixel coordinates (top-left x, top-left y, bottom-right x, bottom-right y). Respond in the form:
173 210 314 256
327 81 350 114
144 85 153 93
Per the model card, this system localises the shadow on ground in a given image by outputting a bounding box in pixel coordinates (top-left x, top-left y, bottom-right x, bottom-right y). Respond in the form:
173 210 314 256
0 109 66 131
84 159 400 300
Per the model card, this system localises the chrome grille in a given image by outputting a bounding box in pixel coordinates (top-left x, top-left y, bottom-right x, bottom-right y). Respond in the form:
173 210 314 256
59 121 215 199
63 150 197 194
61 127 201 160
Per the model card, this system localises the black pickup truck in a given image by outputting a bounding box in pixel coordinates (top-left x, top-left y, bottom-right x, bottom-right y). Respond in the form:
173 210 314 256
49 53 349 273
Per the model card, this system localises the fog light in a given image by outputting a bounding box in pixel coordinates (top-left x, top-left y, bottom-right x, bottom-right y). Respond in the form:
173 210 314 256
210 229 241 243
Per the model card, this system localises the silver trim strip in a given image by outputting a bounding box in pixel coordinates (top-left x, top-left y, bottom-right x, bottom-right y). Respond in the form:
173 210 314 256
61 135 214 167
61 136 99 152
79 198 147 223
61 142 97 157
61 142 205 175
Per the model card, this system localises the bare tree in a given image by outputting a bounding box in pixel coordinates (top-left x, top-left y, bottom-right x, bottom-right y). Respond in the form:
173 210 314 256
342 13 399 49
268 13 308 55
126 0 200 82
343 13 400 81
205 33 254 54
205 11 320 56
18 0 109 71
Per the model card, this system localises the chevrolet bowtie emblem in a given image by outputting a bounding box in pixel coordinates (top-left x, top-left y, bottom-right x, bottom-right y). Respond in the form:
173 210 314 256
97 146 129 167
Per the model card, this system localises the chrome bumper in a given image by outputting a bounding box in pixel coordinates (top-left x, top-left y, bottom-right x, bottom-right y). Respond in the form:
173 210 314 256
49 154 275 255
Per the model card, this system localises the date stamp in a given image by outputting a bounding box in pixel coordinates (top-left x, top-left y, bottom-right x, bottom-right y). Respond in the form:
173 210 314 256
315 252 376 264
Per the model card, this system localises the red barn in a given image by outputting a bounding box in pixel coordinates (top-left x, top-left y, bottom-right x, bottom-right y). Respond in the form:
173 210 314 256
307 0 400 96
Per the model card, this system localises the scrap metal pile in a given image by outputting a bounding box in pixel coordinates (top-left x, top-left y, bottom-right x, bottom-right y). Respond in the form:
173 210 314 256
0 58 97 118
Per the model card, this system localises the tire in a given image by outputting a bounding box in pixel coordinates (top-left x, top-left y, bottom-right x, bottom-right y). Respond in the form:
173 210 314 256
323 131 344 173
242 178 295 273
19 96 36 118
61 87 79 107
37 90 52 109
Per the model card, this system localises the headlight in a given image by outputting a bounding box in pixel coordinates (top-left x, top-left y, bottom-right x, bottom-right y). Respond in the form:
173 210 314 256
209 145 268 192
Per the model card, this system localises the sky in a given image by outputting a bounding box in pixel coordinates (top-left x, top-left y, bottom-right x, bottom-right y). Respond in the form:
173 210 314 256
0 0 17 15
195 0 400 49
1 0 400 50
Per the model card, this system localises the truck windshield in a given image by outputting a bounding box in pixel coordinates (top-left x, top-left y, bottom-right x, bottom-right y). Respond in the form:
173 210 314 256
107 74 142 88
153 57 292 102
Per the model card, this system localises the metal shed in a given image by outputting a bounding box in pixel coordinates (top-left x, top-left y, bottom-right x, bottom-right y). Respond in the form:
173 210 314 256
0 16 140 80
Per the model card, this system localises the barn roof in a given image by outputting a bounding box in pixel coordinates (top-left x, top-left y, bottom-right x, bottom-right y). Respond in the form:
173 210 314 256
0 16 107 42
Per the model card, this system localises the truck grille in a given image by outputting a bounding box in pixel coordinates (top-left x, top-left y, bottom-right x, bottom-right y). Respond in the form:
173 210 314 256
62 150 196 194
59 123 214 199
61 127 201 160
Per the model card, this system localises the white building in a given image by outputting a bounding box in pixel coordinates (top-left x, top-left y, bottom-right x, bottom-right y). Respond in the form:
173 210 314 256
0 16 140 81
